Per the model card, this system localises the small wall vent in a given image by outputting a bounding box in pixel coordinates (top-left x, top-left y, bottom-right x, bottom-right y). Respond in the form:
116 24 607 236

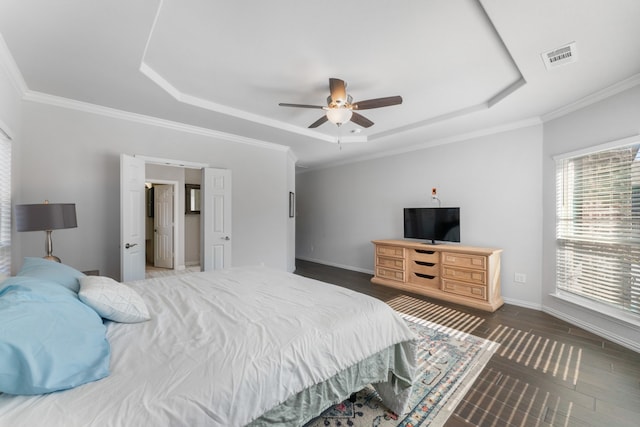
541 42 577 70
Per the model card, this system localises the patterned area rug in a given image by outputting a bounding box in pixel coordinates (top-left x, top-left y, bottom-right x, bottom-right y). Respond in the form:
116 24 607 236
305 314 498 427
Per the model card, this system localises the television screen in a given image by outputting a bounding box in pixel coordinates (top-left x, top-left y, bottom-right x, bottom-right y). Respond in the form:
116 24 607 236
404 207 460 244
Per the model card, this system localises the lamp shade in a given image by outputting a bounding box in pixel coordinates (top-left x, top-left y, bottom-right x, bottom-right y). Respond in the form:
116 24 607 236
15 203 77 232
326 107 353 126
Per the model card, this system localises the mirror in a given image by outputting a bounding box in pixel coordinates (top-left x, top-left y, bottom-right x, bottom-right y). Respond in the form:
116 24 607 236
185 184 201 214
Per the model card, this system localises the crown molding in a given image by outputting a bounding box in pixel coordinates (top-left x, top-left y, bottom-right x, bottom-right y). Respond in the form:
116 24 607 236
22 90 291 153
0 33 28 96
542 73 640 122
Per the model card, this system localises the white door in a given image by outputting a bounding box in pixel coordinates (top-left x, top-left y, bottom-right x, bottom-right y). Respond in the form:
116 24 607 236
120 154 146 281
201 168 231 270
154 184 174 269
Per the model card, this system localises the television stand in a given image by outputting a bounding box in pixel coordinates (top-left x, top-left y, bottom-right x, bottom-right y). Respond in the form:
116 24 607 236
371 239 503 312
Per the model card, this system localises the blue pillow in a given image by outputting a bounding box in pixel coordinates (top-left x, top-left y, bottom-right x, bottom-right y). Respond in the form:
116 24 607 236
16 257 86 293
0 276 111 395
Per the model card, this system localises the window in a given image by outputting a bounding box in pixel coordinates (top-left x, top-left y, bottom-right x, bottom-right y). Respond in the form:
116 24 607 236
0 133 11 276
556 137 640 317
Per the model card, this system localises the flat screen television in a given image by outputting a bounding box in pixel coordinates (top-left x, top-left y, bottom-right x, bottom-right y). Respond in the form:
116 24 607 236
404 207 460 244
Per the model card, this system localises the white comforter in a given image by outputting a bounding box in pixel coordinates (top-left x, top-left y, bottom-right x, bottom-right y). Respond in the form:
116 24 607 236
0 266 416 426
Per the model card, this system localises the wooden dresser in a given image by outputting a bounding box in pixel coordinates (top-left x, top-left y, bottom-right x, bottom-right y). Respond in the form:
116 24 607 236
371 239 503 312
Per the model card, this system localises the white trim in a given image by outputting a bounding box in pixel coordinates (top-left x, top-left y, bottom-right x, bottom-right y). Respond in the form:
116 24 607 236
550 291 640 329
286 148 298 165
0 32 28 96
0 118 13 141
22 90 291 153
501 296 542 311
542 73 640 122
136 155 209 169
553 133 640 161
488 77 527 108
543 304 640 354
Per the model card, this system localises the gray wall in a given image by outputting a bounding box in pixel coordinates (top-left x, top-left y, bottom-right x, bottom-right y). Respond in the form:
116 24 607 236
12 100 294 279
296 124 544 307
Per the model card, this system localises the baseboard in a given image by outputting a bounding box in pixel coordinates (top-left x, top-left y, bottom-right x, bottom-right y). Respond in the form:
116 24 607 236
502 297 542 311
295 256 374 275
543 306 640 354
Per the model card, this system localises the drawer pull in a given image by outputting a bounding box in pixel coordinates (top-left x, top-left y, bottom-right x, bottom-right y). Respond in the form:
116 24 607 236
415 249 436 254
414 273 435 280
414 261 435 267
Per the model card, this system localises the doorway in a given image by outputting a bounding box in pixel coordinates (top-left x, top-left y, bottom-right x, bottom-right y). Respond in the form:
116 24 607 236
120 154 231 282
144 180 179 275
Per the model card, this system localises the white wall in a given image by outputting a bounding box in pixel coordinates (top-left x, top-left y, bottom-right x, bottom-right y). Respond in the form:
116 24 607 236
542 84 640 350
14 100 294 279
296 124 543 307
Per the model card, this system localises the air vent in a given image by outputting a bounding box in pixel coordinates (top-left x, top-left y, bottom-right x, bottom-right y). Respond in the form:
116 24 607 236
541 42 577 70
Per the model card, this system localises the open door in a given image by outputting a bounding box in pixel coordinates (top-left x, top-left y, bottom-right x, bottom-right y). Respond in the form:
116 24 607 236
120 154 146 281
154 184 174 269
201 168 231 270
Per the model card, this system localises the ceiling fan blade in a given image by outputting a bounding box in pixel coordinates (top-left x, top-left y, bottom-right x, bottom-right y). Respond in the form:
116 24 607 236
350 112 374 128
308 115 329 128
329 78 347 104
279 102 325 109
351 96 403 110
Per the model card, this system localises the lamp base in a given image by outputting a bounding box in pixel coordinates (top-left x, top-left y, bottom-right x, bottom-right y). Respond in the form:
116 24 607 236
44 230 62 263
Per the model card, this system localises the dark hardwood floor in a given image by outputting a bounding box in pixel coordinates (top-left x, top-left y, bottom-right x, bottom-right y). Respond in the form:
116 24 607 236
294 259 640 427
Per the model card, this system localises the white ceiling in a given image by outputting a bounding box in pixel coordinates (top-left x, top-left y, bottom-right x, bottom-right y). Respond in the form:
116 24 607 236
1 0 639 169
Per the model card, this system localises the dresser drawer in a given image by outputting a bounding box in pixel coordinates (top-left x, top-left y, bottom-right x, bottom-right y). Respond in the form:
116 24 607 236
442 266 486 285
376 267 405 282
441 252 486 270
409 249 439 263
442 279 487 300
377 256 405 270
408 271 439 288
376 245 405 258
409 260 439 277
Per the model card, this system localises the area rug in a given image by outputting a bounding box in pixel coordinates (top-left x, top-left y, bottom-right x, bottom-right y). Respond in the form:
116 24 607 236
305 314 498 427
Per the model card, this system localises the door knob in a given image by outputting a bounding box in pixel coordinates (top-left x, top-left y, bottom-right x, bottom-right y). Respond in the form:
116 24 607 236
221 236 230 241
125 243 138 249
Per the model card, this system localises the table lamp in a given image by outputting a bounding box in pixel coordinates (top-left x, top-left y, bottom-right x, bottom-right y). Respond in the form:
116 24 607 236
15 201 77 263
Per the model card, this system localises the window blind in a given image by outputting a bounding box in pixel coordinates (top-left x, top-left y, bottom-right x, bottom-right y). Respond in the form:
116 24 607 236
556 141 640 316
0 136 11 276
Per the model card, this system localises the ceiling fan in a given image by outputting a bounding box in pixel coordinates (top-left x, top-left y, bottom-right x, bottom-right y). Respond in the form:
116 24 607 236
279 78 402 128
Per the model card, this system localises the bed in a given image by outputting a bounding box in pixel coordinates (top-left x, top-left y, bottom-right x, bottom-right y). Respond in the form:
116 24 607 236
0 260 417 426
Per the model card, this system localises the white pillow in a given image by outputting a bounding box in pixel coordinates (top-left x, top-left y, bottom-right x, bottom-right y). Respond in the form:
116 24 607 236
78 276 150 323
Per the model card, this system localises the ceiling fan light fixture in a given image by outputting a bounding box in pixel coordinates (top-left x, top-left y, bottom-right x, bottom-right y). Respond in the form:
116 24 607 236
326 107 353 126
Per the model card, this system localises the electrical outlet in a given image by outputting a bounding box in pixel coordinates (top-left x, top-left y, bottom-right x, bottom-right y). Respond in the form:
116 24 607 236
514 273 527 284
